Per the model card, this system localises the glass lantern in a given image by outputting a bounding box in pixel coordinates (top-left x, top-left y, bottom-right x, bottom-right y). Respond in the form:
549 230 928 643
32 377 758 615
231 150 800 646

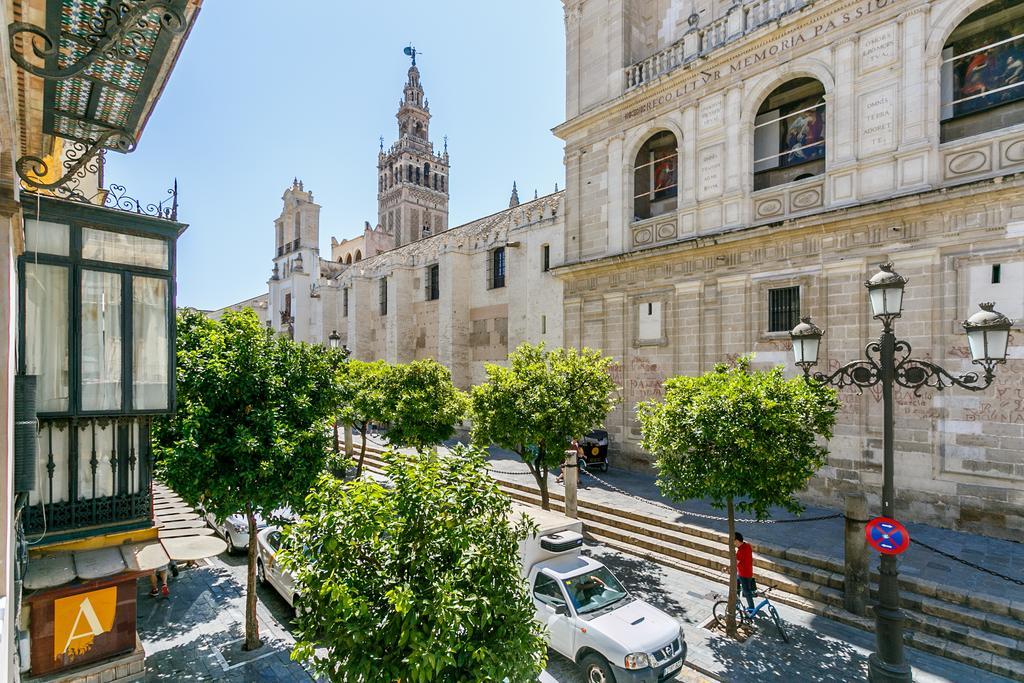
790 317 824 368
963 303 1013 364
864 262 908 319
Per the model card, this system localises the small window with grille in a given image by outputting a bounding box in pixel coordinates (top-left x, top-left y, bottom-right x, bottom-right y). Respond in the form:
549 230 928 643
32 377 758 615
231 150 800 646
542 244 551 272
490 247 506 289
379 278 388 315
343 287 349 317
768 286 801 333
427 264 440 300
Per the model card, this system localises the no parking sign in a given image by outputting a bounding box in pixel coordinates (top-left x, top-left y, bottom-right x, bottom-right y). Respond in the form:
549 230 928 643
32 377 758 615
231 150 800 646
866 516 910 555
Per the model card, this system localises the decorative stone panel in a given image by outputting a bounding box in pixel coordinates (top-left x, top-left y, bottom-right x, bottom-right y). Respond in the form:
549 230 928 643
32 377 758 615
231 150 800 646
630 215 678 249
942 129 1024 183
752 176 825 224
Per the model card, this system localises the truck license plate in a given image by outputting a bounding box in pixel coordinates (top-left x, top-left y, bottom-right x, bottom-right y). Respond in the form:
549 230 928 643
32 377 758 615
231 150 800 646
664 659 682 675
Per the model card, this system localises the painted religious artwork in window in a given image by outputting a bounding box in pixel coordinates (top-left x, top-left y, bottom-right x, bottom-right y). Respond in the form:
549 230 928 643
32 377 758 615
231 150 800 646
633 131 678 221
754 78 826 191
940 0 1024 142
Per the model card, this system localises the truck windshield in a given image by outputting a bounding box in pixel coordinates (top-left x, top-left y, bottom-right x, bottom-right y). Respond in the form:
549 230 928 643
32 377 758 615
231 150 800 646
564 566 628 615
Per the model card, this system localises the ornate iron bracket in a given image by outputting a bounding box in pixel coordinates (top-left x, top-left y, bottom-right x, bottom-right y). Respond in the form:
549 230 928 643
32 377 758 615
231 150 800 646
804 337 998 395
8 1 186 81
16 130 136 194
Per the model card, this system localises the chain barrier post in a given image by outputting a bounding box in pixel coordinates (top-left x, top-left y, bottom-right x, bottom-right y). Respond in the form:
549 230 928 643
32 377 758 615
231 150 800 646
564 448 579 519
844 493 870 616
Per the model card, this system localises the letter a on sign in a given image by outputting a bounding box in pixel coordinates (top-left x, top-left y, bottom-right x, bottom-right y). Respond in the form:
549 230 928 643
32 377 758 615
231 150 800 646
53 586 117 660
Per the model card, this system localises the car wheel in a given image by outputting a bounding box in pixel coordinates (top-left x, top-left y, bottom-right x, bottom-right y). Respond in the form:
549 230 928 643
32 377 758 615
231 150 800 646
580 653 616 683
256 559 266 585
225 529 237 555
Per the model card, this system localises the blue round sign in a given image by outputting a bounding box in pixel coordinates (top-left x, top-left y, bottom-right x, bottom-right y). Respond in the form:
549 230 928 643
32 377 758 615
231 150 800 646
866 516 910 555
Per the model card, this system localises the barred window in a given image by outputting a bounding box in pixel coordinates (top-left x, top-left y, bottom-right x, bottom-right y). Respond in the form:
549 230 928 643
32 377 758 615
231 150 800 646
542 244 551 272
343 287 349 317
379 278 388 315
490 247 506 289
768 286 801 333
427 264 440 300
940 0 1024 142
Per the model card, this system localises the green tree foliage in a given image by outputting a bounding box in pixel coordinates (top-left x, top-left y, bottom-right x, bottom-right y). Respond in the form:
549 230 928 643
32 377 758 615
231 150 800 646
281 445 547 682
636 356 839 636
385 359 469 453
153 308 344 651
336 359 392 476
470 343 618 509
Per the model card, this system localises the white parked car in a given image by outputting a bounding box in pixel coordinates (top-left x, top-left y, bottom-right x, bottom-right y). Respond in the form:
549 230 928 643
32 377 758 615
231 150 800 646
517 505 686 683
205 508 290 554
256 525 297 608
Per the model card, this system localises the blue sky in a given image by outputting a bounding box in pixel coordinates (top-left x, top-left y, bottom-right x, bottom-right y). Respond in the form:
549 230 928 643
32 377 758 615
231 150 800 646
105 1 567 310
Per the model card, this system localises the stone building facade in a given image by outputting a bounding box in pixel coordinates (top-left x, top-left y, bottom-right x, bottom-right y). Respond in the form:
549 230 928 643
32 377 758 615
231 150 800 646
555 0 1024 540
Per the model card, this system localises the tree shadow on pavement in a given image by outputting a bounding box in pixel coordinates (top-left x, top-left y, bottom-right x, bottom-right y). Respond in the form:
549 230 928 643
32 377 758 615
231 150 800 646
704 618 867 682
583 542 692 622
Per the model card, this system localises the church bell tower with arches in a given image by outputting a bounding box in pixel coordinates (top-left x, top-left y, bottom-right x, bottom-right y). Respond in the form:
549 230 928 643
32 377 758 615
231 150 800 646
377 47 449 247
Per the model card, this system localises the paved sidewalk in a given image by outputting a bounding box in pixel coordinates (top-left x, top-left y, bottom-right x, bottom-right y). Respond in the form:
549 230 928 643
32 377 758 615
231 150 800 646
360 435 1023 604
136 557 314 682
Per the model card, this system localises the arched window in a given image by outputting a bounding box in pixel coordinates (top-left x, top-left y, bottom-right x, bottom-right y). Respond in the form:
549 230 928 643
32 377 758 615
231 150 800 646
941 0 1024 142
355 250 362 262
294 212 302 241
633 131 678 221
424 162 430 185
415 167 421 185
753 78 826 191
345 254 352 265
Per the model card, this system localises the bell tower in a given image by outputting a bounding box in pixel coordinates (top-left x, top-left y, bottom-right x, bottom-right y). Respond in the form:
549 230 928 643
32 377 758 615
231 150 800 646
378 47 449 247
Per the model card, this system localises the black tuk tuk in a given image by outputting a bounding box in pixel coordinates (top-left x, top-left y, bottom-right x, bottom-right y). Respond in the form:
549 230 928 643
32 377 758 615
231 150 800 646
578 429 610 472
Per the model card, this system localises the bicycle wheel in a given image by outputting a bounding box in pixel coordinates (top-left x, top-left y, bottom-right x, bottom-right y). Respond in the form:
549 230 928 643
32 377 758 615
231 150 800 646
767 604 789 643
712 600 729 628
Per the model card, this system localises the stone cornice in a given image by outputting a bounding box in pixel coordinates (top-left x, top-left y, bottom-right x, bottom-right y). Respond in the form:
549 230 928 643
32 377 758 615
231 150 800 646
551 174 1024 280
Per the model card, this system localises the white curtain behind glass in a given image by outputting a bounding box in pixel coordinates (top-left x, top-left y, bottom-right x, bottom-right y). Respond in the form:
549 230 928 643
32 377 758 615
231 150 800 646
24 263 69 412
133 277 169 410
81 270 122 410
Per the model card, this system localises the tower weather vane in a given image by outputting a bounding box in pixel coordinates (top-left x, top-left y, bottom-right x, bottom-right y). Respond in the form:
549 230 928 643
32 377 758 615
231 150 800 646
403 44 419 66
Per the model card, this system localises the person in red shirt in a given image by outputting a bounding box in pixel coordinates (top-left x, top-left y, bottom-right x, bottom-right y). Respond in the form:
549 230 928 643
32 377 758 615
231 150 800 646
734 532 756 610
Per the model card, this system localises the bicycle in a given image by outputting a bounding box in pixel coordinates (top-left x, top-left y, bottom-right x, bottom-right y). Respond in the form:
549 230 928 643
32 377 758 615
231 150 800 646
712 584 789 643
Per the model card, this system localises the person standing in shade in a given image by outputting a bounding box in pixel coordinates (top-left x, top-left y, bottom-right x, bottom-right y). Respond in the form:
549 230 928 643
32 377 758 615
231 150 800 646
735 532 756 611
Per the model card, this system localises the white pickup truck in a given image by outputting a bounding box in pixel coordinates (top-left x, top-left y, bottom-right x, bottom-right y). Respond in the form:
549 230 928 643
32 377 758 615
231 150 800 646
515 505 686 683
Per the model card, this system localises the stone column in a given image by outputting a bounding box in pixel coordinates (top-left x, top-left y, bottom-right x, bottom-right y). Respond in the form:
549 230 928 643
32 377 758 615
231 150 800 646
844 493 870 616
563 448 579 519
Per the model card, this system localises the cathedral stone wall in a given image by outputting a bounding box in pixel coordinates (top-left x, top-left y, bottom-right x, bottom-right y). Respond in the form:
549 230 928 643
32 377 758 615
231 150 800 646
557 0 1024 539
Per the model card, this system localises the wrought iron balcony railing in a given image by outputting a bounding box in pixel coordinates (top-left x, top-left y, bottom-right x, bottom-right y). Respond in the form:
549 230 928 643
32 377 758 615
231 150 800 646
23 416 155 538
624 0 812 91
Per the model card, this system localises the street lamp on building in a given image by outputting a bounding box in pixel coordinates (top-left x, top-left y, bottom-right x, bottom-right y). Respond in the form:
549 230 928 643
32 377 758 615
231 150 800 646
790 262 1012 683
328 329 341 349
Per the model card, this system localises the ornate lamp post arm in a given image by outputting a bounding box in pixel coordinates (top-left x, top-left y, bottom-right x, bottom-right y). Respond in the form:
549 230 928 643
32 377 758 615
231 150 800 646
895 354 998 395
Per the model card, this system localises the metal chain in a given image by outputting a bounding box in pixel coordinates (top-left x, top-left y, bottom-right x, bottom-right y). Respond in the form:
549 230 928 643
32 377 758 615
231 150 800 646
912 538 1024 587
577 467 841 524
487 467 538 477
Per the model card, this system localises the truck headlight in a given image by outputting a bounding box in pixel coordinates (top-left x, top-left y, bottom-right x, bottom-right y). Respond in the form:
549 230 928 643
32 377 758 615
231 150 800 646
624 652 650 669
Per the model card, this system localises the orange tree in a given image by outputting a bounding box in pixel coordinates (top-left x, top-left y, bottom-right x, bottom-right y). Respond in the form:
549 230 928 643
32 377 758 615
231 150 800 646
153 308 344 652
637 356 838 637
470 343 617 510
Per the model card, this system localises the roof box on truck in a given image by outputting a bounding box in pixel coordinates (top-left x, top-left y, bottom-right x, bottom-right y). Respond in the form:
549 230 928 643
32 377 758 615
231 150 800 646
540 530 584 554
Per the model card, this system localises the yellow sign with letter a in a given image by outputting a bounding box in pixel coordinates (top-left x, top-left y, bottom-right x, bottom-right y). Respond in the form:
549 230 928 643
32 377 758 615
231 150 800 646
53 587 117 660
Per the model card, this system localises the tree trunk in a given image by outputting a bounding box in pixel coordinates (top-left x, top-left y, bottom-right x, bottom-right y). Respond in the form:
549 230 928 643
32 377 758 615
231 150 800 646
244 505 262 651
356 421 368 477
726 497 738 638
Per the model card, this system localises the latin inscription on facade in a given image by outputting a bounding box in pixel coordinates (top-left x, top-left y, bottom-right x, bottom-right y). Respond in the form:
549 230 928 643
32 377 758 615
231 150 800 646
698 145 723 199
860 85 897 156
699 96 723 131
859 24 897 72
623 0 901 123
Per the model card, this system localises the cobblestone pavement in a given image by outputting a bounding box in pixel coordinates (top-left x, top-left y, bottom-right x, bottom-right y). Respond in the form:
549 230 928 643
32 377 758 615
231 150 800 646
138 530 1013 682
360 436 1022 604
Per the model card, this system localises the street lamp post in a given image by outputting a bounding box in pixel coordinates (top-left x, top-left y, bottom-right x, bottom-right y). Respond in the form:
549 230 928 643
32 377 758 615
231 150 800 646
328 330 342 454
790 262 1013 683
